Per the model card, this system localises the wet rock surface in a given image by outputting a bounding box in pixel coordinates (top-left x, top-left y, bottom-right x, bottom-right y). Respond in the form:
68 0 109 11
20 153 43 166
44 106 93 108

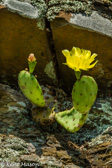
0 83 112 167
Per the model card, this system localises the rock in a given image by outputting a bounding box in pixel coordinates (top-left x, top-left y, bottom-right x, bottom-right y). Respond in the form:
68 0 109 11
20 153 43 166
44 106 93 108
20 154 42 167
80 126 112 168
102 126 112 135
0 0 112 165
69 11 112 37
0 1 57 87
0 83 112 167
17 0 32 3
41 134 88 167
47 0 93 21
47 0 112 21
0 0 112 92
49 0 112 92
0 83 30 134
3 0 39 19
70 98 112 144
0 84 82 167
0 135 30 162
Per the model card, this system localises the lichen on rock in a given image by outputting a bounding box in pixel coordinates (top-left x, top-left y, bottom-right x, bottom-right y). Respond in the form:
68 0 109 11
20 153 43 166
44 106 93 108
31 0 47 18
0 83 112 167
47 0 93 21
30 0 47 29
0 135 29 162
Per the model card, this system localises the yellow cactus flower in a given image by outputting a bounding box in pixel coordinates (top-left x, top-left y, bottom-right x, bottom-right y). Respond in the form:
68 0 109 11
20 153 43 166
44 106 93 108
62 47 98 71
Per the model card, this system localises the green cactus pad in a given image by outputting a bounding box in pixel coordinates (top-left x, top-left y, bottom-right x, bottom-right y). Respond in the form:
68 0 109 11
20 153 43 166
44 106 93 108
18 70 45 107
72 75 98 114
55 107 88 133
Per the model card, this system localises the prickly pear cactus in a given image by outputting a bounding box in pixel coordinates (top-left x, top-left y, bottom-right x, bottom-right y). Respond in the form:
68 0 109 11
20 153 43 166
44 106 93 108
72 75 98 114
32 88 59 125
55 107 88 133
54 47 98 132
18 70 45 107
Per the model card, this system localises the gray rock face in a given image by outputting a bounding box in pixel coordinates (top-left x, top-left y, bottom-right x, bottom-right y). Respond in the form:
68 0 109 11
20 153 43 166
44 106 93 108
3 0 39 19
70 11 112 38
17 0 32 3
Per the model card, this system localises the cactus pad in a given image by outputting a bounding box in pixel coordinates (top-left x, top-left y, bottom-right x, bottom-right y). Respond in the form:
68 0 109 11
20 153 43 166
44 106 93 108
72 75 98 114
18 70 45 107
55 107 88 133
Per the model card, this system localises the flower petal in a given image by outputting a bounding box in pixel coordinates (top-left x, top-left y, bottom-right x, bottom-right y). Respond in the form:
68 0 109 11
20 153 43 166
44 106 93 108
70 47 76 56
88 53 97 64
85 50 91 59
75 47 82 57
66 55 76 69
62 50 70 58
88 60 98 69
91 53 97 60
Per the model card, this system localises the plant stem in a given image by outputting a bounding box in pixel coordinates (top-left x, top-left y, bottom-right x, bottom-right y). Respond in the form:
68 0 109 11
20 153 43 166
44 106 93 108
75 71 81 80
